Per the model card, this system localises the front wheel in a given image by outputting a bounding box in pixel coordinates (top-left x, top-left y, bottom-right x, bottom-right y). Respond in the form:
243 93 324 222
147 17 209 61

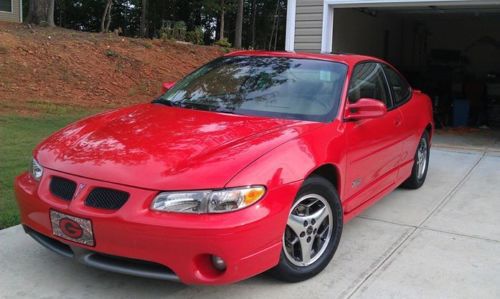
402 131 430 189
269 176 343 282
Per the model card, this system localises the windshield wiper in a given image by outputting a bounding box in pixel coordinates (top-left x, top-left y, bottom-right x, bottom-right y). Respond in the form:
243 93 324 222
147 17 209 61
152 98 177 107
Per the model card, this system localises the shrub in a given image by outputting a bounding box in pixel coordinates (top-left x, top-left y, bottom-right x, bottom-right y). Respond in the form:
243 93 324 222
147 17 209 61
159 21 186 41
214 38 231 48
186 27 204 45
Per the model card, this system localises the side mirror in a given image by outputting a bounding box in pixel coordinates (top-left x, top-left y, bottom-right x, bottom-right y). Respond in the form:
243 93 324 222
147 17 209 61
161 81 176 93
345 98 387 121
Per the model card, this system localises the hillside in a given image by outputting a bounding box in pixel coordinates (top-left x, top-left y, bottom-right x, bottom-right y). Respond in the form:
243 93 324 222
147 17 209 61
0 22 224 115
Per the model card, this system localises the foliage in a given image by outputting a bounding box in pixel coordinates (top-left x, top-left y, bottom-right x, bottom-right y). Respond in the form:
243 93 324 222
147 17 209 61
159 21 186 41
49 0 287 50
186 27 204 45
105 49 119 57
214 38 232 48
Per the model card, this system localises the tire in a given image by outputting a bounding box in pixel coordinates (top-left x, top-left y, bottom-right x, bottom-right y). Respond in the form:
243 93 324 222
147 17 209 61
402 131 430 189
269 176 343 282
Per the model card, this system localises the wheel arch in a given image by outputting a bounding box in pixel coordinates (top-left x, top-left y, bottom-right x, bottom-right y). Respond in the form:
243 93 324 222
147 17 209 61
307 164 341 200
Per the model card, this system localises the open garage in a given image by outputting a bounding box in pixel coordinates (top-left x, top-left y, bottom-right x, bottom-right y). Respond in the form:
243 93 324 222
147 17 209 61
287 0 500 133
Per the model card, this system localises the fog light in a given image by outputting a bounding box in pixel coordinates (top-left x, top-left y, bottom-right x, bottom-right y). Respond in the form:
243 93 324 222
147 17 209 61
211 255 226 271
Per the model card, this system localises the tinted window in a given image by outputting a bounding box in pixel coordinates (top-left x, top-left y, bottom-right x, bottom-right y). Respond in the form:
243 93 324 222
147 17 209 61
382 65 411 105
0 0 11 12
156 56 348 122
348 63 390 106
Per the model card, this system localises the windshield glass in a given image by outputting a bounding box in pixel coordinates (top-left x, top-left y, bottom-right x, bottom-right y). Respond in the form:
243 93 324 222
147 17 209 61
156 56 348 122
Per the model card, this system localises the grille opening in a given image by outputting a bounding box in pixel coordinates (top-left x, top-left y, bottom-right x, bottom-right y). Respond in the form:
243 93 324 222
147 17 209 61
50 176 77 201
85 188 129 210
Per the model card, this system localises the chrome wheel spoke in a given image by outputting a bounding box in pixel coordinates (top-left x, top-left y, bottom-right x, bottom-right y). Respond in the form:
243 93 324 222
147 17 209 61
313 206 328 228
298 235 313 265
283 194 334 267
288 214 306 236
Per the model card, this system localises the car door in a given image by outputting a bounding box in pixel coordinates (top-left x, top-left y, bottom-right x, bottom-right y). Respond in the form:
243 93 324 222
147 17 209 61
343 62 404 213
381 64 417 180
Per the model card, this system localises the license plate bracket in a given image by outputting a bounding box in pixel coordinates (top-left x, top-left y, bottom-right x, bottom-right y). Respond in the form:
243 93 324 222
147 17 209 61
50 210 95 246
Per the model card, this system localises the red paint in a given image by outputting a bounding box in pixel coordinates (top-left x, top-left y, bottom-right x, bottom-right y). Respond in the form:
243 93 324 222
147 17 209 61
15 51 433 285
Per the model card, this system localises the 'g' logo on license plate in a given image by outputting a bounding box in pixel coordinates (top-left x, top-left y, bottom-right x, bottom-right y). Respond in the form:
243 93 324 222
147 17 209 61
50 210 95 246
59 218 83 239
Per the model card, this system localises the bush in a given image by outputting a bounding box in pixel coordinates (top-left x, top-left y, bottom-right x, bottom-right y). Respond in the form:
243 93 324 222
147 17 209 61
105 49 119 57
159 21 186 41
186 27 204 45
214 38 231 48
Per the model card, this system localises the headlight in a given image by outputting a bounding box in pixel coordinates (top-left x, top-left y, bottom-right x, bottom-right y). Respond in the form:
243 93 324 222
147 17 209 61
151 186 266 214
29 158 44 181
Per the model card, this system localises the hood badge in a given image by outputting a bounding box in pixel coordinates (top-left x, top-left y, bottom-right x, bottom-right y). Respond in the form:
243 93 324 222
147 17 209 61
74 183 86 199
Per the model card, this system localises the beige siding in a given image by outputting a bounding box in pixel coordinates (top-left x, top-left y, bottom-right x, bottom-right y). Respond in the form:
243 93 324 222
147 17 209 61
294 0 323 53
0 0 22 23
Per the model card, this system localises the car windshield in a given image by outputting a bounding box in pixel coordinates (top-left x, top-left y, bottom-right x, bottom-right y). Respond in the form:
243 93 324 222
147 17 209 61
155 56 348 122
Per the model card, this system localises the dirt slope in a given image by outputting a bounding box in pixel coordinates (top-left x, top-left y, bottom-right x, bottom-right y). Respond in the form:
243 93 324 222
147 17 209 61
0 22 224 115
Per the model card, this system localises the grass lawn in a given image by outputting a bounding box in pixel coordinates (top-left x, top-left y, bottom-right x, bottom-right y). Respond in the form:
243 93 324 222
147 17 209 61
0 107 102 229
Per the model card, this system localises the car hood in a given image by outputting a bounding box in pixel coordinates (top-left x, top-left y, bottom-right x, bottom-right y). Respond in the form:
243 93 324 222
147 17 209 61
36 103 323 190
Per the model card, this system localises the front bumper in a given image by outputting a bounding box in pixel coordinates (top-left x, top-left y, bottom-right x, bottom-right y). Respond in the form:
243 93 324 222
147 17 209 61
15 169 301 285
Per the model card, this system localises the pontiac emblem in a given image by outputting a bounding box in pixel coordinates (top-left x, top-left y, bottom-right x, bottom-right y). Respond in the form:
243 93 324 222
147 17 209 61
73 183 86 198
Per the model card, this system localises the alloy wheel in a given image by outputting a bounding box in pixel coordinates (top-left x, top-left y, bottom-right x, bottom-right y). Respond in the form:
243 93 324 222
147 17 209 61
416 137 428 180
283 194 333 267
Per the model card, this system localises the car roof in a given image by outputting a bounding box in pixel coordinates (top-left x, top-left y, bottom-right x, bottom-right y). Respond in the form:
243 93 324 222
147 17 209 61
224 50 385 66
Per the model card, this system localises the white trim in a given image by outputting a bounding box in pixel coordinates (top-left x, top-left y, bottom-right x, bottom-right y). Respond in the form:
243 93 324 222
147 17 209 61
320 3 334 53
19 0 22 22
319 0 500 53
285 0 296 52
0 0 14 13
323 0 500 8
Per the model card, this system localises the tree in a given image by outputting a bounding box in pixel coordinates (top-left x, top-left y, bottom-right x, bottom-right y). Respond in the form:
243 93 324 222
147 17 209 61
140 0 148 37
219 0 225 40
234 0 243 48
26 0 55 27
101 0 113 33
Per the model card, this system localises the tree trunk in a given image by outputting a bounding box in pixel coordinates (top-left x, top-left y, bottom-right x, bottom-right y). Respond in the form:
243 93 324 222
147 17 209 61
100 0 111 33
234 0 243 48
219 0 225 40
105 1 113 33
140 0 148 37
251 0 256 48
26 0 55 27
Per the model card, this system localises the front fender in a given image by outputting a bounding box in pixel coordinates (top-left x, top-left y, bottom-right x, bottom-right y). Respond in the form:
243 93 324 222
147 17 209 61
225 122 347 199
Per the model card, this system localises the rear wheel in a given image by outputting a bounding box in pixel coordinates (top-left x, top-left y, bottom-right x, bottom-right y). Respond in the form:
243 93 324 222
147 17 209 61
270 176 342 282
402 131 430 189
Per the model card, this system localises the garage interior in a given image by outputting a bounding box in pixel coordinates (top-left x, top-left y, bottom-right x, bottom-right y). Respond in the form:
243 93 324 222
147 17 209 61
332 5 500 134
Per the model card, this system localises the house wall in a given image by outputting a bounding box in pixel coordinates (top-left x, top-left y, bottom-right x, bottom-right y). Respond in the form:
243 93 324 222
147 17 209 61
294 0 324 52
0 0 22 23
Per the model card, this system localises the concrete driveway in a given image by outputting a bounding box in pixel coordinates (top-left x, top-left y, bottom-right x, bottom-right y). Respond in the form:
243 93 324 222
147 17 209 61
1 148 499 299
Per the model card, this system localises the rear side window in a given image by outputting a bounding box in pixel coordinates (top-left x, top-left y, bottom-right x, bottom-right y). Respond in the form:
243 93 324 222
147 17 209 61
348 62 391 107
382 65 411 105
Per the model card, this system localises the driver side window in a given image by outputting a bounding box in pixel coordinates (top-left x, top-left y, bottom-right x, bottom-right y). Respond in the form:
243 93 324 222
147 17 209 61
348 62 391 107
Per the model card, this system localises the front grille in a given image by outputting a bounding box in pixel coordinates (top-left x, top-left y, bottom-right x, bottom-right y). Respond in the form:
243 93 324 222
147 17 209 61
85 188 129 210
50 176 77 201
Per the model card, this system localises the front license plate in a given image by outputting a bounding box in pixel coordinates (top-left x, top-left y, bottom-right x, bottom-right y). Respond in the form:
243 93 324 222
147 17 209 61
50 210 95 246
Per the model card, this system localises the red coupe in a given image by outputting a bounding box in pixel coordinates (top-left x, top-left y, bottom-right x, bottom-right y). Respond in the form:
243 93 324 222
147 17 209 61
15 51 433 285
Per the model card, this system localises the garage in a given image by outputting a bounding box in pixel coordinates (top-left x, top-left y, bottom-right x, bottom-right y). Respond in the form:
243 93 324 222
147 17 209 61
286 0 500 131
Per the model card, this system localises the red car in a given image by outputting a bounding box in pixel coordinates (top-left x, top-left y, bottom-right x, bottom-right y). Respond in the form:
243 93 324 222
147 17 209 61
15 51 433 285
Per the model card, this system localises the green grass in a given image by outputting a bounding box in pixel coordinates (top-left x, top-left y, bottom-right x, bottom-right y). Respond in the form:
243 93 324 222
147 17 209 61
0 109 100 229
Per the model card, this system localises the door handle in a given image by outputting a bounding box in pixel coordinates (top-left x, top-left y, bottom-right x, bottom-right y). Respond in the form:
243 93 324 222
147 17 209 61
394 118 402 127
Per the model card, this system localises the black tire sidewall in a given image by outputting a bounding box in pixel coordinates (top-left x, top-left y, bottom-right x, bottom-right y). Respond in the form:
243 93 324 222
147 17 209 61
403 131 430 189
271 176 343 282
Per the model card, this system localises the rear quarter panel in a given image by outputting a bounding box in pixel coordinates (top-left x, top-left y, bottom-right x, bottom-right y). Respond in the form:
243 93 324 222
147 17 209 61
398 90 434 174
